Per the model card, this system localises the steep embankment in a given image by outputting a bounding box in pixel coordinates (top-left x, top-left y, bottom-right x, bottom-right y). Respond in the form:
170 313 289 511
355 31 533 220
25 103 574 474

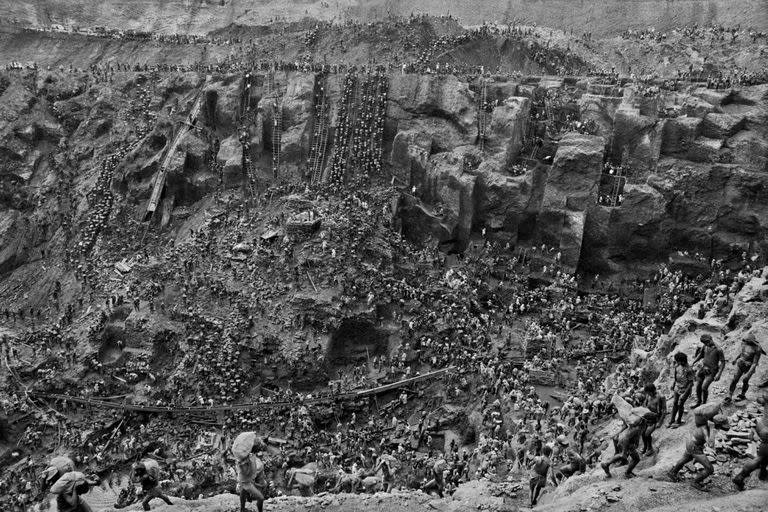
1 0 766 35
68 270 768 511
539 268 768 511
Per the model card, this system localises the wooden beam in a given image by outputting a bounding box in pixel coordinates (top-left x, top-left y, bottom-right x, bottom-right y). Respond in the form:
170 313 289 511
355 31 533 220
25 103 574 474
354 367 453 398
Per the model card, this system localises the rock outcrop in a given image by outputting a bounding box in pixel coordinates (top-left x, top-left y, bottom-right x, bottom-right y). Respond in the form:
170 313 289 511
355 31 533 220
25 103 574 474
537 133 604 269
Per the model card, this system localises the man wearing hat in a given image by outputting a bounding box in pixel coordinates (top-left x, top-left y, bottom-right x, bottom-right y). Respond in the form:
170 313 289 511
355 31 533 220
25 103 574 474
691 334 725 408
732 390 768 490
725 330 763 403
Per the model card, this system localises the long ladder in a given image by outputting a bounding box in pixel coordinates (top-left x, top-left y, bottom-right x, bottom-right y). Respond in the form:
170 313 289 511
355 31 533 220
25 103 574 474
478 78 489 150
145 80 207 221
310 98 330 184
609 172 625 207
309 76 331 184
272 97 282 178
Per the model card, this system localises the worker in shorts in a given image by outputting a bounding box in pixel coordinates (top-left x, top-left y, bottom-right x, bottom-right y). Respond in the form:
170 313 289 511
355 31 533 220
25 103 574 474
133 461 173 510
642 383 666 455
529 445 552 507
691 334 725 408
725 331 762 403
237 444 267 512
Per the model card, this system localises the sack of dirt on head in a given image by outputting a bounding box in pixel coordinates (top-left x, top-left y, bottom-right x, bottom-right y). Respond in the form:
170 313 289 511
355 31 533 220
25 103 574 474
611 394 633 424
693 402 721 422
50 471 87 495
629 406 657 426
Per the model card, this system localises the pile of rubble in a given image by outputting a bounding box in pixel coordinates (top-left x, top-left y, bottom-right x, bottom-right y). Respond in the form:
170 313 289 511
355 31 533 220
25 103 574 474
713 403 762 461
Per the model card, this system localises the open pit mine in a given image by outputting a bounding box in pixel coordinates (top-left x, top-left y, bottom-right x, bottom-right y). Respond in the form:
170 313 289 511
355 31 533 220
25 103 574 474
0 1 767 512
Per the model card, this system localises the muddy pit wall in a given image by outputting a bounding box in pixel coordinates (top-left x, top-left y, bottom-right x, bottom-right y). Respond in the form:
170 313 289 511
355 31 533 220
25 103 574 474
1 0 765 36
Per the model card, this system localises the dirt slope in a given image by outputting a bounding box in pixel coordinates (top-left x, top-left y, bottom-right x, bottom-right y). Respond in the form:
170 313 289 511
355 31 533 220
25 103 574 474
1 0 766 36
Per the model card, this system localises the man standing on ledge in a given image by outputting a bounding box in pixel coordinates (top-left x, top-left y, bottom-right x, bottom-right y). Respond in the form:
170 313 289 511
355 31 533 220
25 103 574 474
691 334 725 408
725 331 762 403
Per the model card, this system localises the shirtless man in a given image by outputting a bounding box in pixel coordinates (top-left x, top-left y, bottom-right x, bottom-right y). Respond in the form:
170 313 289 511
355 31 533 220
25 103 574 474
669 352 695 426
642 384 667 455
373 452 394 492
725 332 762 403
732 390 768 490
422 458 447 498
602 417 645 478
552 435 586 484
529 445 552 507
691 334 725 408
237 447 267 512
667 412 716 490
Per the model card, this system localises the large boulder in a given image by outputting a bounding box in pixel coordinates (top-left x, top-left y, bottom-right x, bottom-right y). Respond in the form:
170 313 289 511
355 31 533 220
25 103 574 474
486 79 519 101
253 74 316 171
0 210 28 274
581 184 668 273
216 135 242 187
681 95 719 118
388 74 476 133
538 209 586 270
34 119 65 142
611 108 662 172
661 116 701 156
538 134 603 269
280 73 314 127
691 87 731 108
687 137 723 163
486 96 530 166
249 113 265 160
389 129 432 172
204 76 241 131
177 133 209 172
413 152 477 246
701 112 744 139
394 117 471 154
474 163 534 237
542 133 604 212
727 130 768 170
281 121 311 166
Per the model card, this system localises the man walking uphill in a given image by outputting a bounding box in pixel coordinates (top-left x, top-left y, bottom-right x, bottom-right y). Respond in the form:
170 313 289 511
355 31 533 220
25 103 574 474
133 460 172 511
725 331 762 403
692 334 725 408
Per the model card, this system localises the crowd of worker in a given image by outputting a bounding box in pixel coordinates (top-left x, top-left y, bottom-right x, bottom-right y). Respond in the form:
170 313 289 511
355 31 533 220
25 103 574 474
1 14 768 512
2 163 766 512
3 225 763 511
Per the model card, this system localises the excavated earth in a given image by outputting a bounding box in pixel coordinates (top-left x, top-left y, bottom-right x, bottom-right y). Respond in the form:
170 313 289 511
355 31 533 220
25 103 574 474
1 6 768 512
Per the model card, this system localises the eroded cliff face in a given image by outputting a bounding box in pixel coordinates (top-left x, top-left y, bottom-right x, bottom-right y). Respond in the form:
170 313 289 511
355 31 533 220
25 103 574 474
385 74 768 271
1 68 767 277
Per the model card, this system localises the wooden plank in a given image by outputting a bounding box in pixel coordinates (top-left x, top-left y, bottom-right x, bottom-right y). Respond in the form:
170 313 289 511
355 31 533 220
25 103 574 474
32 368 453 414
146 86 206 218
354 367 453 398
